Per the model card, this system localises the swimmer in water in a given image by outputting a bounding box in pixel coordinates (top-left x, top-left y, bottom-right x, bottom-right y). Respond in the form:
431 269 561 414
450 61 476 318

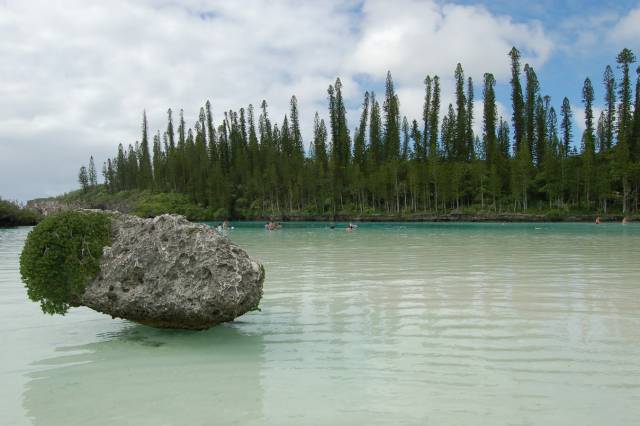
265 221 281 231
595 215 600 225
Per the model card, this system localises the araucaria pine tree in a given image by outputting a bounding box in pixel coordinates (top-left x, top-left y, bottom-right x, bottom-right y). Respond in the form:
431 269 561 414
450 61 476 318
88 156 97 187
78 166 89 193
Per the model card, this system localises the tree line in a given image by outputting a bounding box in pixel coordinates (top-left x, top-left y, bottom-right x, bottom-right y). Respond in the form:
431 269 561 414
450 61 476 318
0 198 40 227
79 47 640 218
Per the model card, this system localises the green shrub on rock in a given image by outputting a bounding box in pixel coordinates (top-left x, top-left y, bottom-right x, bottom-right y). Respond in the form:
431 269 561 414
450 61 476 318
19 210 112 314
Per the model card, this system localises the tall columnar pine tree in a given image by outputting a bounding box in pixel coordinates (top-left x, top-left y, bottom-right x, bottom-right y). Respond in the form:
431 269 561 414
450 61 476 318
353 91 369 171
401 116 410 161
617 49 636 143
509 47 525 155
105 159 115 192
383 71 400 162
327 78 351 210
497 117 511 196
288 95 306 210
427 76 441 210
454 63 467 160
534 95 548 167
631 65 640 212
410 119 422 159
615 48 636 212
428 76 440 158
603 65 616 152
88 156 97 187
409 118 423 210
524 65 541 166
351 92 369 213
442 104 456 159
560 98 572 158
422 76 432 160
466 76 475 160
312 112 329 209
560 98 573 204
152 131 165 190
383 71 402 211
78 166 89 193
582 78 596 206
541 106 562 207
483 73 500 205
596 111 606 152
631 66 640 162
512 127 532 211
139 111 153 189
369 92 383 166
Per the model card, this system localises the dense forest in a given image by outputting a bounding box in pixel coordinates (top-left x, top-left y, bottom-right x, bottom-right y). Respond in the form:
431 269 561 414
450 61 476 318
79 47 640 219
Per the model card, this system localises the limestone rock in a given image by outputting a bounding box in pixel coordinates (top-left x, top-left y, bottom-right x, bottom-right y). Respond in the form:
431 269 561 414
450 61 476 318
81 213 264 329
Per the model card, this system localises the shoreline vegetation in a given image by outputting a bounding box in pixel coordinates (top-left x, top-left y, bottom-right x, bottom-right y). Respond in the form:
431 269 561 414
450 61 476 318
75 47 640 222
0 198 41 227
26 187 639 223
13 46 640 227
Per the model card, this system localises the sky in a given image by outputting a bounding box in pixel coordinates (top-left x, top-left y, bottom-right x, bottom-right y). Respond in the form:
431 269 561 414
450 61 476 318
1 0 639 202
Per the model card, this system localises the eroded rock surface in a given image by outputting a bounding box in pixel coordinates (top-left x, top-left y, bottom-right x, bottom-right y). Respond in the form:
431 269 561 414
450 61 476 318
81 213 264 329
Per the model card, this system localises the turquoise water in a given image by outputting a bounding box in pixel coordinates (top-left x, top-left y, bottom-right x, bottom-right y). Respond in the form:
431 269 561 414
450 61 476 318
1 222 640 425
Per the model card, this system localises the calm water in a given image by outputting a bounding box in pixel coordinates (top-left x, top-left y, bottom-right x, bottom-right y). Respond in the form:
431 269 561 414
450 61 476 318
1 222 640 425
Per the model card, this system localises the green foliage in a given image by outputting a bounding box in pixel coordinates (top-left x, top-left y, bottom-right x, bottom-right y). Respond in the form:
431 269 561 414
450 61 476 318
58 187 217 221
19 211 112 315
0 198 41 227
134 192 213 220
509 47 525 154
78 166 89 192
73 46 640 218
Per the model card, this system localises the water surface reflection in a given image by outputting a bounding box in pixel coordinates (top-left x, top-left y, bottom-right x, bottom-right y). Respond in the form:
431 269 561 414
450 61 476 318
3 223 640 425
23 324 266 426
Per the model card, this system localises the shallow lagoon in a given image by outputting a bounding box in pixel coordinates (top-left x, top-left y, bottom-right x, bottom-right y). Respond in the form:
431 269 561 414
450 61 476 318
1 222 640 425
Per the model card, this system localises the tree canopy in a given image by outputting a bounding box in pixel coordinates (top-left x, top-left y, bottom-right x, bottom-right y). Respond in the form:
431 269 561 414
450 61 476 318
80 47 640 218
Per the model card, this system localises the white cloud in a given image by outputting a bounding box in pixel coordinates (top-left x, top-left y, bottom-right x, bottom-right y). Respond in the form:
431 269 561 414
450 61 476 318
559 7 640 54
0 0 554 201
609 8 640 44
349 0 552 85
